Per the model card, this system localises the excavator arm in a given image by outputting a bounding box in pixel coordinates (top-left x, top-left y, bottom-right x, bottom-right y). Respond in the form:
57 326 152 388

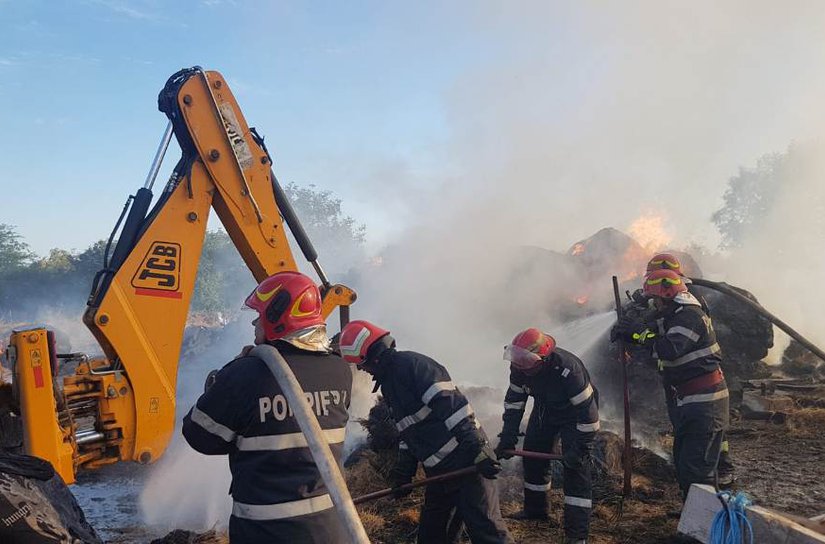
6 68 356 483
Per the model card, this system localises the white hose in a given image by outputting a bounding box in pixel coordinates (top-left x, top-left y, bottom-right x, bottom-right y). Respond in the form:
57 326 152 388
251 344 369 544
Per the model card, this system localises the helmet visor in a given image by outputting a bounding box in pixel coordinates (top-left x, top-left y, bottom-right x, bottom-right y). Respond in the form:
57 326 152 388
503 344 542 370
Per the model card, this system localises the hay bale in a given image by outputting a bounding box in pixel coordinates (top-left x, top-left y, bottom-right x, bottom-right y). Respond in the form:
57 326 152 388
787 408 825 438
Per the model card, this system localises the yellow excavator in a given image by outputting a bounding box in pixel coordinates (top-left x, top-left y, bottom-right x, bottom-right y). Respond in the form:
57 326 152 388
1 67 356 484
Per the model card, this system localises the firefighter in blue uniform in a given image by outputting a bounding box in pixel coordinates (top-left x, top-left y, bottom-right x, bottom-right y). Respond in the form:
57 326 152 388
339 319 512 544
614 268 729 498
182 271 352 544
495 328 598 544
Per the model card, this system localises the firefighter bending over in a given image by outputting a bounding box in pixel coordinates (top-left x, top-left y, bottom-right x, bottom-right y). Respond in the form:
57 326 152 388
340 320 512 544
613 269 729 498
495 328 598 544
182 272 352 544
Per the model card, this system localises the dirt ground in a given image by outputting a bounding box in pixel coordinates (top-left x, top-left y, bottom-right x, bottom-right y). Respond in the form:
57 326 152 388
726 407 825 518
345 402 825 544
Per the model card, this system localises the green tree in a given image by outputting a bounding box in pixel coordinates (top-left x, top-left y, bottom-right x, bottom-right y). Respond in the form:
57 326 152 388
283 182 366 274
0 224 34 274
711 151 787 249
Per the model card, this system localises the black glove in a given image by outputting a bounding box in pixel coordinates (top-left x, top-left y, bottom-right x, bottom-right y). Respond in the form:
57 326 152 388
631 288 648 305
614 315 653 344
475 450 502 479
494 437 517 460
388 466 414 499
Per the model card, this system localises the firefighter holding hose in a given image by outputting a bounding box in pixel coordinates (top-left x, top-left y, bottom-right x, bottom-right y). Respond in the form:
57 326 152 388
634 253 736 486
613 269 729 498
495 328 599 544
182 271 353 543
339 319 512 544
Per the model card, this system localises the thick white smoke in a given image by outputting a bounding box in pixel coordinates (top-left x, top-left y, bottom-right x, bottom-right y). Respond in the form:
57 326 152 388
139 1 825 532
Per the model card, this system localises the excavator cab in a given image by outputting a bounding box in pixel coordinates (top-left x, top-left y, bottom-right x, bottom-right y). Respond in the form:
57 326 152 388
5 67 356 484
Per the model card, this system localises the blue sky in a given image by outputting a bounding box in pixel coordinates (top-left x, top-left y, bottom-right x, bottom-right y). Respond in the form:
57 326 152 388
4 1 825 258
0 0 492 254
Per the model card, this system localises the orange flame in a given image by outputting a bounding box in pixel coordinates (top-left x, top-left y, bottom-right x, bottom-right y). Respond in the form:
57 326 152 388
575 295 589 305
571 243 585 256
627 211 672 251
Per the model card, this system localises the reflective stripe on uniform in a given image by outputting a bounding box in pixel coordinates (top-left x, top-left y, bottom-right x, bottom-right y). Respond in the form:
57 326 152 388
236 427 346 451
444 404 474 430
396 405 432 432
423 437 458 467
422 381 455 404
524 481 552 492
232 494 334 520
667 326 700 342
564 495 592 508
399 441 409 450
570 384 593 406
508 382 525 394
504 401 526 410
190 406 236 442
576 420 600 432
676 388 729 407
660 343 721 368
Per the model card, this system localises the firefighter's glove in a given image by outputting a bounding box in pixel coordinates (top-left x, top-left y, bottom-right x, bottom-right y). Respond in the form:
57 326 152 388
388 468 414 499
475 451 502 479
631 289 648 305
614 316 655 345
494 437 517 460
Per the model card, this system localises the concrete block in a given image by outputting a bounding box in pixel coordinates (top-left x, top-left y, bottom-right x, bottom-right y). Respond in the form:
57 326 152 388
678 484 825 544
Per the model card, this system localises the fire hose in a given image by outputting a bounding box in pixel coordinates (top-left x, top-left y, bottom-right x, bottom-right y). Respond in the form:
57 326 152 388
689 277 825 364
352 450 562 505
252 344 369 544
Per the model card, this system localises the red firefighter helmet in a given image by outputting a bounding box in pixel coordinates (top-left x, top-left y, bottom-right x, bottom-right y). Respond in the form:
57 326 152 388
643 269 688 299
503 328 556 371
339 320 391 365
646 253 683 275
244 271 324 342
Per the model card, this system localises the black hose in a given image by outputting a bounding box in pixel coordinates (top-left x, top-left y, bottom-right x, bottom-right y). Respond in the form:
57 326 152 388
689 277 825 363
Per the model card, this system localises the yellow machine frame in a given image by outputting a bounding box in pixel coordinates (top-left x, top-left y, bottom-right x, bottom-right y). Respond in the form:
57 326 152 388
4 68 355 483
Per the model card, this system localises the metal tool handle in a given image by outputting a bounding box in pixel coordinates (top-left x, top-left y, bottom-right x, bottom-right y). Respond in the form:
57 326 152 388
502 449 563 461
613 275 633 497
352 466 478 505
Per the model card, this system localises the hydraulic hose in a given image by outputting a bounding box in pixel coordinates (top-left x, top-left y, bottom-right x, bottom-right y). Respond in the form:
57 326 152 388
251 345 369 544
689 277 825 364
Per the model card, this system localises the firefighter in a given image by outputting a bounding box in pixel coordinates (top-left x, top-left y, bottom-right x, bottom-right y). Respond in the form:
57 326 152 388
614 269 729 498
495 328 598 544
339 320 512 544
643 253 735 486
182 271 352 544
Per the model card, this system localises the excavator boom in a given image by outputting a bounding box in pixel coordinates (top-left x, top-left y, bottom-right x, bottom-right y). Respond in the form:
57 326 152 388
5 67 355 483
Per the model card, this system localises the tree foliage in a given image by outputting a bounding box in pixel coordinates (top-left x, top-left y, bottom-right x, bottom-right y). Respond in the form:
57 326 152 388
0 224 34 274
711 151 786 250
0 183 366 320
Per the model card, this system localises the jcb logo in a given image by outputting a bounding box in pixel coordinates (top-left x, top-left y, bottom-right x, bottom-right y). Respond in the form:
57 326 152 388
132 242 182 297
